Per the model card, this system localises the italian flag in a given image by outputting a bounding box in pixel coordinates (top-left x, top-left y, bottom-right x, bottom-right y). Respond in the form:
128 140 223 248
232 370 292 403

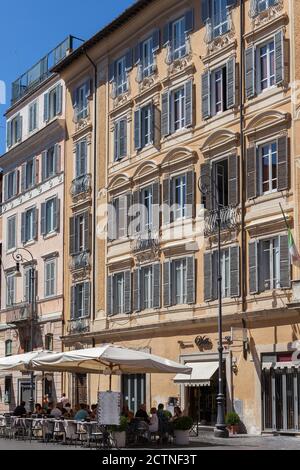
288 229 300 267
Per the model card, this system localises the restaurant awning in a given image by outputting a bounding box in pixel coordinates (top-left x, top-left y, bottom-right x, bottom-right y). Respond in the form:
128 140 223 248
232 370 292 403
262 361 300 370
174 361 219 387
0 351 53 372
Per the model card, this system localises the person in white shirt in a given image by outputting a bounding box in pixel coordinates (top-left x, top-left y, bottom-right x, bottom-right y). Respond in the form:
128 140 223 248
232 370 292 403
59 393 70 408
149 407 159 433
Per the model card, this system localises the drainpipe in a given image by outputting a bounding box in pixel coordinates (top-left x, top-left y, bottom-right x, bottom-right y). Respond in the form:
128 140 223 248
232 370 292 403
240 0 247 315
83 48 97 323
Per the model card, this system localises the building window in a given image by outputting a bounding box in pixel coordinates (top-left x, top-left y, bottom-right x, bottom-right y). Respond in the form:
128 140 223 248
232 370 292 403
260 238 280 291
5 340 12 357
204 246 240 301
7 216 16 251
220 249 230 298
162 80 193 137
134 104 153 151
44 84 62 122
107 270 131 316
259 141 277 195
4 171 18 201
142 38 154 77
45 259 56 298
45 198 55 234
6 273 15 307
42 146 57 180
214 159 229 207
172 17 186 60
114 273 125 315
173 259 187 305
141 186 153 232
7 114 22 147
4 376 12 404
28 101 38 133
171 86 185 132
70 212 89 255
41 197 59 236
122 374 146 415
257 40 275 92
114 118 127 161
71 282 90 319
141 266 153 310
75 139 87 178
24 267 34 303
212 0 229 38
173 174 187 220
74 82 90 121
116 57 127 96
45 334 53 351
21 207 36 243
22 159 36 192
211 66 227 115
258 0 274 13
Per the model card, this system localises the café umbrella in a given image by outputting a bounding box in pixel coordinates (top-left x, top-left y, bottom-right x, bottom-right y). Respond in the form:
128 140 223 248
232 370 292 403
0 350 54 372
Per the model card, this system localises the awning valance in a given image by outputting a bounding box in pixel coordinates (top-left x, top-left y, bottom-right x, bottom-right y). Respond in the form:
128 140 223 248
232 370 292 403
174 361 219 387
262 361 300 370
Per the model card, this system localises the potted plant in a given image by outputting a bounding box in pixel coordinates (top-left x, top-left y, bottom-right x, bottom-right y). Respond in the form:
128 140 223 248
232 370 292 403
225 412 240 435
110 416 128 448
173 416 193 446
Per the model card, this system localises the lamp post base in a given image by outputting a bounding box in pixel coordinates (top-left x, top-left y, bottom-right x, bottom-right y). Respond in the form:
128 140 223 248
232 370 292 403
214 426 229 438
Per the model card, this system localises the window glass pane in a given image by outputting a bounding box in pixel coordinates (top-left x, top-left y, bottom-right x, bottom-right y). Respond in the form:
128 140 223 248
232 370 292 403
174 259 187 304
172 87 185 131
47 148 55 178
142 38 154 77
115 273 125 314
172 17 186 60
46 199 55 234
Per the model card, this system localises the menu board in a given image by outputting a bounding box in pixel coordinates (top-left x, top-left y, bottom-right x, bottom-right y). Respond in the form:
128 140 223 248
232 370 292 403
97 391 121 426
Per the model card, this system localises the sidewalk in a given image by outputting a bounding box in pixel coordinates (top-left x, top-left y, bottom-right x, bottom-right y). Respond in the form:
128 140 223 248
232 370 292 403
189 432 300 450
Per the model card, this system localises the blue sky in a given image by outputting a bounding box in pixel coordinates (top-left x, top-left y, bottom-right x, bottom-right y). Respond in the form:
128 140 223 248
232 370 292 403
0 0 134 154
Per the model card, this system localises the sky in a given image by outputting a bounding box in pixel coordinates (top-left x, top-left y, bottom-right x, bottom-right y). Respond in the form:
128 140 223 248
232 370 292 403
0 0 135 154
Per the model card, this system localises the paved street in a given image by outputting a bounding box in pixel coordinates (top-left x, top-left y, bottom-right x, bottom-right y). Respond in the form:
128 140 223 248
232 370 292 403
0 434 299 450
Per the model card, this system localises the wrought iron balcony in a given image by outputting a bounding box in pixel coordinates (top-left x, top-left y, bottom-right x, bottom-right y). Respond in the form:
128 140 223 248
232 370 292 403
71 174 92 198
204 206 240 236
70 251 91 272
6 303 32 325
68 317 90 335
132 230 160 254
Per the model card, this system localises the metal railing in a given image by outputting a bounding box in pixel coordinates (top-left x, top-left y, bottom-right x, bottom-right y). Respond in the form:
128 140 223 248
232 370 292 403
70 251 91 271
68 317 90 335
131 230 160 254
70 174 92 198
204 206 240 236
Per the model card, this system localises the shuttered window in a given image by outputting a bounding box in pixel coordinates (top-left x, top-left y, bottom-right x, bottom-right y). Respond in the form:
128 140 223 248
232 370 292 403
201 156 239 209
28 101 38 133
6 273 15 307
73 80 91 121
69 211 90 255
107 270 132 316
162 80 193 136
42 144 60 180
4 170 18 202
7 216 16 251
114 118 127 161
75 139 88 178
7 114 22 147
45 259 56 298
71 282 90 319
164 257 195 307
134 104 153 150
21 207 37 243
42 197 59 235
204 246 240 301
116 56 128 96
111 194 128 240
249 235 290 294
134 264 161 312
44 84 62 122
212 0 230 37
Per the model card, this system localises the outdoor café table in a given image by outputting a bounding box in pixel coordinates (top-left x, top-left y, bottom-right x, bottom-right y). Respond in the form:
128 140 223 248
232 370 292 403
31 418 49 441
76 421 98 445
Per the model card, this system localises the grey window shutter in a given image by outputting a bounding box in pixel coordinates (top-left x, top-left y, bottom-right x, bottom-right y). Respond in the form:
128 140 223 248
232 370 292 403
29 106 33 132
279 235 290 288
161 91 170 137
230 246 240 298
71 286 76 320
7 121 12 148
201 0 211 23
85 79 92 99
13 170 18 196
33 208 38 240
21 163 26 192
152 181 160 231
212 251 218 301
204 252 213 301
108 200 117 242
245 46 255 99
186 171 195 219
119 119 127 158
114 121 119 161
53 197 60 232
4 174 8 201
186 257 195 304
275 30 284 85
185 80 193 128
163 178 171 225
21 212 26 244
228 154 239 206
134 42 142 64
69 216 76 255
125 49 133 71
134 109 142 150
185 9 194 33
41 202 47 236
107 275 114 316
200 162 212 210
249 241 258 294
163 22 171 46
163 261 171 307
153 263 161 309
109 61 115 83
246 146 257 200
83 282 91 317
44 93 49 122
133 268 141 312
56 84 63 115
84 211 90 251
118 195 128 239
17 115 22 142
124 270 132 314
202 71 211 119
33 157 39 185
152 29 160 53
153 102 161 148
277 136 288 191
226 56 236 109
54 144 61 174
132 190 141 235
41 151 47 181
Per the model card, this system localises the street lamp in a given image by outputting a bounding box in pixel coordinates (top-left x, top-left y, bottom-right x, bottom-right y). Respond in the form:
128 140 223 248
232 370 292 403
198 174 238 438
12 248 36 414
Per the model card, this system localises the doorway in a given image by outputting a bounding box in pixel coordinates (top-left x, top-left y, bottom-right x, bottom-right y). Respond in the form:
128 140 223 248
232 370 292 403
187 370 220 425
19 380 35 412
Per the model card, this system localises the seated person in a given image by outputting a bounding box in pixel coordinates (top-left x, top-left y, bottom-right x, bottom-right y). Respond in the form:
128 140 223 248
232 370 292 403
63 403 74 418
172 406 183 421
135 404 150 423
149 408 159 433
50 402 63 418
33 403 43 417
157 404 170 438
13 401 27 417
90 404 97 420
74 403 89 421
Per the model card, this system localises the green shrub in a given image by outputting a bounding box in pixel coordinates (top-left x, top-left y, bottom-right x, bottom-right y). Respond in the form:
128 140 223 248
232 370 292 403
109 415 128 433
173 416 193 431
225 412 240 426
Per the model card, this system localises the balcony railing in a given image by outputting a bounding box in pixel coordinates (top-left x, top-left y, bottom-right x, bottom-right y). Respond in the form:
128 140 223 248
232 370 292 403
68 317 90 335
71 174 92 198
6 303 32 325
70 251 91 272
132 230 160 254
204 206 240 236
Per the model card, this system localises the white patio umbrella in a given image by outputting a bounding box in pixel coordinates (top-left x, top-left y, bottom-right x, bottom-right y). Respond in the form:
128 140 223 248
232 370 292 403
0 350 54 372
31 344 192 376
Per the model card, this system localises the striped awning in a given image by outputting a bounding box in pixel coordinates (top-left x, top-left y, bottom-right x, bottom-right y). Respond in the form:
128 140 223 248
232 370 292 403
174 362 219 387
262 361 300 370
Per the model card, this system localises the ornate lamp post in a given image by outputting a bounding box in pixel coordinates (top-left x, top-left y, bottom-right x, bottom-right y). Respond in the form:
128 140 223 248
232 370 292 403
12 248 36 414
198 174 238 438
